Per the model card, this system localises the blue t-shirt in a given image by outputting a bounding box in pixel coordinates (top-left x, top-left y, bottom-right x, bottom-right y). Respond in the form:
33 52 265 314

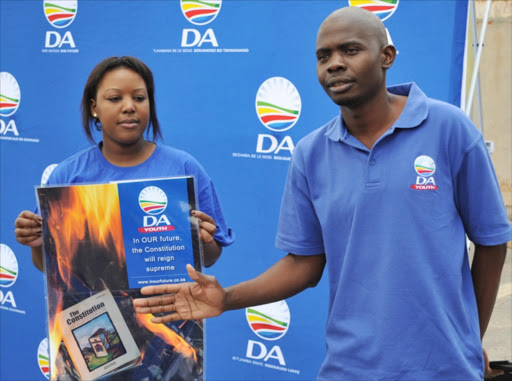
44 143 234 247
276 83 511 380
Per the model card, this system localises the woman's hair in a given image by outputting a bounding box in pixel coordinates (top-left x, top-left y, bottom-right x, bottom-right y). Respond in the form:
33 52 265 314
81 56 162 143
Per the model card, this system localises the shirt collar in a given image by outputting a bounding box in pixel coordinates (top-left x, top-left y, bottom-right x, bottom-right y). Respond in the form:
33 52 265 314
326 82 429 142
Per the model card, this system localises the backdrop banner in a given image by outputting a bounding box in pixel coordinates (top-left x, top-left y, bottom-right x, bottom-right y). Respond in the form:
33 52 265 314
1 1 468 380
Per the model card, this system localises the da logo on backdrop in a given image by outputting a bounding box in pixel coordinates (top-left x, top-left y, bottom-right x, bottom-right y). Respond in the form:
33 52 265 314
233 77 300 162
138 186 175 233
42 0 79 53
154 0 248 54
234 300 298 373
348 0 399 21
0 72 39 143
0 244 25 314
348 0 398 48
38 338 50 379
411 155 438 190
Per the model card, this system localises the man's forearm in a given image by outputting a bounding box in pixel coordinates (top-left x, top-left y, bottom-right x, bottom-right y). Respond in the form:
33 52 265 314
224 253 326 311
471 243 507 339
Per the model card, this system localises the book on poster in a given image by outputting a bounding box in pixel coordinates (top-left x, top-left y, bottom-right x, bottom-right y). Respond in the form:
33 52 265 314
36 176 204 380
58 289 140 380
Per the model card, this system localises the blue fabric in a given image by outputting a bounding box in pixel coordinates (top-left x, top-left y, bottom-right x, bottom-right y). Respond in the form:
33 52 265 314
44 143 234 247
276 83 511 380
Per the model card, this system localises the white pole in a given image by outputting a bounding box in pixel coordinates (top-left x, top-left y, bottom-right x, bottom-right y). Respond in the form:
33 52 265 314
465 0 492 116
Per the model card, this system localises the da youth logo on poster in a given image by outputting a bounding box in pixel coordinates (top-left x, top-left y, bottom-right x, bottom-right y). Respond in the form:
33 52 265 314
348 0 399 21
37 338 50 379
180 0 222 25
411 155 438 190
42 0 79 53
139 186 168 215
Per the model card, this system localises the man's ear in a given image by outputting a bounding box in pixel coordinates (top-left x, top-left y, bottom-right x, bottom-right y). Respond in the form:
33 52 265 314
382 44 396 70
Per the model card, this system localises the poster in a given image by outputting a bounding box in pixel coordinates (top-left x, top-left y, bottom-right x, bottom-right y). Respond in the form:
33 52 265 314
36 177 203 381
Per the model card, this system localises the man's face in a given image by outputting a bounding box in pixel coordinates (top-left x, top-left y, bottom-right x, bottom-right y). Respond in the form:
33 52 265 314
316 14 386 108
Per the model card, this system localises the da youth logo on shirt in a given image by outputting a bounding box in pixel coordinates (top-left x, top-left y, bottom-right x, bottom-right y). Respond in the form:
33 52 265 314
37 338 50 379
348 0 399 21
42 0 79 53
180 0 222 25
411 155 438 190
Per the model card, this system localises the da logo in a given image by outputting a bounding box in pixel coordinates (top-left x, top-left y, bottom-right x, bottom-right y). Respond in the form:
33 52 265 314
139 186 168 215
256 77 301 133
138 186 174 233
41 164 58 186
0 72 21 118
180 0 222 25
37 338 50 379
348 0 399 21
245 301 290 366
0 244 19 288
43 0 78 28
254 77 300 155
246 300 290 341
411 155 438 190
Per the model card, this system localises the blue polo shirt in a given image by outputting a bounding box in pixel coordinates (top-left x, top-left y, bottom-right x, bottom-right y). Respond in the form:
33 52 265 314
276 83 511 380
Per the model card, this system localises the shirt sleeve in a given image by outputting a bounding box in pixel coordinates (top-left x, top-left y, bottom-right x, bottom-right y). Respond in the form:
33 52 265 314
455 135 512 245
185 159 235 247
275 145 325 255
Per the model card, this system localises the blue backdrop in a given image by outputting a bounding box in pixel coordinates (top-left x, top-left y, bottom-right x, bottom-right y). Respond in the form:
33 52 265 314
1 1 468 380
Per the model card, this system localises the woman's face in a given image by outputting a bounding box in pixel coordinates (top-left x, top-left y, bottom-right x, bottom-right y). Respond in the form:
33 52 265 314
90 67 150 149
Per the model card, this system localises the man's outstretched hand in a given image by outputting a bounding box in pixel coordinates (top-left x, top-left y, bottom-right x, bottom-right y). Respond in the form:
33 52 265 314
133 264 226 324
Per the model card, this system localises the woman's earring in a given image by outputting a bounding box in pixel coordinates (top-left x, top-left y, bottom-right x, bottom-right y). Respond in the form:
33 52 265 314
93 114 101 131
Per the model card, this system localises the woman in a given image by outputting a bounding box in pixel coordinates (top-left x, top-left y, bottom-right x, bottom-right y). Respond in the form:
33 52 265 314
14 56 234 270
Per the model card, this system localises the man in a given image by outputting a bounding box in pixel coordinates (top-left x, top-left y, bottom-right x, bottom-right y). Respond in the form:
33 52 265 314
134 7 511 380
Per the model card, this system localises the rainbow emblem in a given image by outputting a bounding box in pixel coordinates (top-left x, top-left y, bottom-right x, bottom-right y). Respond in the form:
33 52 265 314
37 338 50 379
255 77 301 132
41 164 58 187
0 72 21 117
180 0 222 25
43 0 78 28
414 155 436 177
246 301 290 341
0 244 19 288
139 186 168 215
348 0 399 21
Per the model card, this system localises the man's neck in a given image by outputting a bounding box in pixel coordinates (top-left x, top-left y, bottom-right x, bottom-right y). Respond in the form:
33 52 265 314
341 91 407 150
